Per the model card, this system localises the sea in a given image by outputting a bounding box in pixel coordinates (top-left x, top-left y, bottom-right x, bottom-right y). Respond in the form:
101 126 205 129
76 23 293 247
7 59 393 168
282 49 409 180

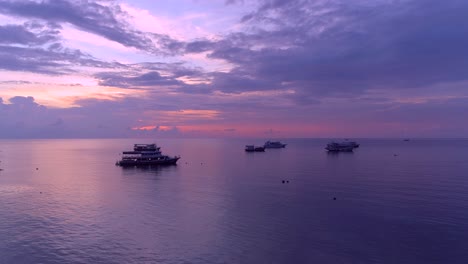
0 138 468 264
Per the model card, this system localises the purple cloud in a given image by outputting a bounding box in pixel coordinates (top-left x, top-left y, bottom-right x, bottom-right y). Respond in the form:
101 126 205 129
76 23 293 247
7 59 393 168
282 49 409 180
1 0 468 138
0 0 181 55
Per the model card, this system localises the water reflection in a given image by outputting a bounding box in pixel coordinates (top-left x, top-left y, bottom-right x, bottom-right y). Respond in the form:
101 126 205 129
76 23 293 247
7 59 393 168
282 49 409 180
326 151 355 156
121 164 178 173
1 139 468 263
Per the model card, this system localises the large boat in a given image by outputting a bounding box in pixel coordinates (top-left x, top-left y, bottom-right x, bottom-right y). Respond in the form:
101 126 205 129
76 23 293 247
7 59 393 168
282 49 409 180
346 141 360 148
264 140 287 148
245 145 265 152
116 144 180 167
325 141 358 152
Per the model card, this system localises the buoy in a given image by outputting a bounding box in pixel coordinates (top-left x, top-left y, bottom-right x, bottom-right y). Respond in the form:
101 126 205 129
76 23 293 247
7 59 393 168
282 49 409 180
333 197 337 200
282 180 285 183
36 168 39 170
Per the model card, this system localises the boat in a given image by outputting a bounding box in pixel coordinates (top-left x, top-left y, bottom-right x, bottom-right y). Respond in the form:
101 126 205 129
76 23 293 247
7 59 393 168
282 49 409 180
325 142 356 152
264 140 287 148
403 139 410 141
343 139 359 148
245 145 265 152
116 143 180 167
325 142 354 152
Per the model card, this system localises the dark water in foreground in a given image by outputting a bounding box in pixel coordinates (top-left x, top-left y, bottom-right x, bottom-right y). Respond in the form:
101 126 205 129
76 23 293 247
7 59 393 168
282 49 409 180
1 138 468 263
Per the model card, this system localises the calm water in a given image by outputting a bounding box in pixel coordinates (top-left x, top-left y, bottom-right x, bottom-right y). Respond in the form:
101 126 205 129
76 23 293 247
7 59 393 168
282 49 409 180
1 138 468 263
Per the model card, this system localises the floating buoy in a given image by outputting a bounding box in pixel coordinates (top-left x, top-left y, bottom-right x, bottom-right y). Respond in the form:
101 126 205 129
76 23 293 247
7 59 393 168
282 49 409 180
333 197 337 200
282 180 285 183
36 168 39 170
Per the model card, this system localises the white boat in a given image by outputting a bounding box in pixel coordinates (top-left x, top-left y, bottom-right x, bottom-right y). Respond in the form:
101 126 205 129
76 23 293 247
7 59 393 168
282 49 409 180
116 144 180 167
264 141 287 148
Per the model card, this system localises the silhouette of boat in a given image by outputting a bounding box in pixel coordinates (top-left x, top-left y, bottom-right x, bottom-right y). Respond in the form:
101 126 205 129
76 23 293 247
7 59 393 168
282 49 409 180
116 144 180 167
325 141 359 152
245 145 265 152
264 140 287 148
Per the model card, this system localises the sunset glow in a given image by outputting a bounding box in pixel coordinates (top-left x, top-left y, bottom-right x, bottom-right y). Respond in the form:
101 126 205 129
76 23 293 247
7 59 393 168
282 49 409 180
1 0 468 138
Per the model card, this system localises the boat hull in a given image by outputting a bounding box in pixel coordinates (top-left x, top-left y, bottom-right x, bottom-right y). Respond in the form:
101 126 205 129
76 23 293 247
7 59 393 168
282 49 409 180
325 147 354 152
245 148 265 152
264 144 286 149
116 157 180 167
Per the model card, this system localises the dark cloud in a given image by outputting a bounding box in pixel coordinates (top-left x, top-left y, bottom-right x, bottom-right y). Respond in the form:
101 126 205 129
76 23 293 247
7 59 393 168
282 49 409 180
2 0 468 138
0 44 118 74
201 0 468 100
0 0 181 54
0 18 120 74
0 96 59 138
185 40 216 53
0 24 57 44
0 96 185 138
96 71 183 88
209 68 277 93
131 62 206 79
93 62 212 93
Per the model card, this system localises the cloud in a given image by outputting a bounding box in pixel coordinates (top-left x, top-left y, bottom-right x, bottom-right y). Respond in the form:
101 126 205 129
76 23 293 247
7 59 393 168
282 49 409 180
198 0 468 100
92 62 214 93
2 0 468 138
0 43 119 74
225 0 244 5
0 0 181 55
0 23 58 44
0 19 121 74
185 40 216 53
0 96 61 138
96 71 183 89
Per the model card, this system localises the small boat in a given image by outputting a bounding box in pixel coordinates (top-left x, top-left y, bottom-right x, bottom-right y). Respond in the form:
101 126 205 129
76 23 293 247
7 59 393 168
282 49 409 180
325 142 356 152
116 143 180 167
264 140 287 148
403 139 410 141
245 145 265 152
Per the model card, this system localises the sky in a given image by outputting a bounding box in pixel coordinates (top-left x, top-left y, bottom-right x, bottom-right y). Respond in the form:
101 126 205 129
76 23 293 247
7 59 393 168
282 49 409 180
0 0 467 138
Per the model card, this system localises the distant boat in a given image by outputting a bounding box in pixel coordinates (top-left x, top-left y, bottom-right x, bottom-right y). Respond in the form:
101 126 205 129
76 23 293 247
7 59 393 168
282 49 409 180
325 142 354 152
343 139 360 148
325 141 359 152
116 144 180 167
403 139 410 141
245 145 265 152
264 140 287 148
